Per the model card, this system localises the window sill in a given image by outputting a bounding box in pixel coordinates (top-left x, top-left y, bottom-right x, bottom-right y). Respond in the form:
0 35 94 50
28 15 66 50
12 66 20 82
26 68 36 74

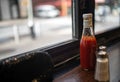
53 41 120 82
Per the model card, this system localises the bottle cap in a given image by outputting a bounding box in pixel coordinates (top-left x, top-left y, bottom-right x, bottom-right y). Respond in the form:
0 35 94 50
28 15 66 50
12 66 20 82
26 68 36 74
83 13 92 20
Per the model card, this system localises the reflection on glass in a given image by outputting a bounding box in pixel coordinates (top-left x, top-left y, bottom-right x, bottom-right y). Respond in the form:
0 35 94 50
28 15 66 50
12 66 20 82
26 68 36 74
95 0 120 34
0 0 72 57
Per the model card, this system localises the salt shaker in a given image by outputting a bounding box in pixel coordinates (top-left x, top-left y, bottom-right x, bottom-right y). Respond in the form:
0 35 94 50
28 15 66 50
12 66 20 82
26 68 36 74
95 46 109 82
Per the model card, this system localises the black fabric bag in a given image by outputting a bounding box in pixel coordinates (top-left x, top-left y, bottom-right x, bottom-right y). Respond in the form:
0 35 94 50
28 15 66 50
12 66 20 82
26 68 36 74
0 51 53 82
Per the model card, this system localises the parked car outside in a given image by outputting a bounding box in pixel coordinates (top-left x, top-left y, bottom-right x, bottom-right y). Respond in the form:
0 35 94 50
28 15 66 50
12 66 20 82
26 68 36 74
35 5 60 18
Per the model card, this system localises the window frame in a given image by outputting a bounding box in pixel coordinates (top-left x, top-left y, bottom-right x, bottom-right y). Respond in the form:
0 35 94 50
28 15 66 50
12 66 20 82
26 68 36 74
36 0 84 66
31 0 96 66
1 0 120 68
41 0 120 66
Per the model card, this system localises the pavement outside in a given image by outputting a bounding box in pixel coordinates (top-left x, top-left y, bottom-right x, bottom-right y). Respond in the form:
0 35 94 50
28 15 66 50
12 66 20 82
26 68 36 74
0 16 72 59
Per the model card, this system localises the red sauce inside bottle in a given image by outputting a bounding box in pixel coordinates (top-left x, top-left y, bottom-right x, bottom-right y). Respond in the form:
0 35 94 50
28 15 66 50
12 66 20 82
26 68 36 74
80 36 97 70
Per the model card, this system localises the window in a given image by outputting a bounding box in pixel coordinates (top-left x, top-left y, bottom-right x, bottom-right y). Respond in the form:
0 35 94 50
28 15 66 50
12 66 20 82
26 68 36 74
95 0 120 34
0 0 120 67
0 0 73 59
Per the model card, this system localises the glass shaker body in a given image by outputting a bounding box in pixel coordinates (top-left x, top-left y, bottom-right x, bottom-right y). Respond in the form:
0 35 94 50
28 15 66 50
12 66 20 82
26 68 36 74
95 51 109 82
80 13 97 70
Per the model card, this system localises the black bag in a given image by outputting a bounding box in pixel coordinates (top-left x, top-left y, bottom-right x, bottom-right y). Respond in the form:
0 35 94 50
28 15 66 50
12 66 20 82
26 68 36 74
0 51 53 82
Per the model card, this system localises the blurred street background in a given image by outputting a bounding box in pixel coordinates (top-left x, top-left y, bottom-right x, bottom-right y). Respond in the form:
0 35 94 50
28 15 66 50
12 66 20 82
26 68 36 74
0 0 120 58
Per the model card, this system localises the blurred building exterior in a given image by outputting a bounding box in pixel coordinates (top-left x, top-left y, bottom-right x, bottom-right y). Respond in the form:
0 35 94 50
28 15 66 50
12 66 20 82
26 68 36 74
95 0 120 15
0 0 20 20
32 0 71 16
0 0 71 21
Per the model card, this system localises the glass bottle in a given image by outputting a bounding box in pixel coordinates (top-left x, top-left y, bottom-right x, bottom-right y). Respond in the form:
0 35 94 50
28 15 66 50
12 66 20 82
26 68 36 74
80 13 97 70
95 48 109 82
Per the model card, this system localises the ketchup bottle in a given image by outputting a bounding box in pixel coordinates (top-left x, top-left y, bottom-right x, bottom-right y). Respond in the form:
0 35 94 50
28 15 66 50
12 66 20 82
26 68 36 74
80 13 97 70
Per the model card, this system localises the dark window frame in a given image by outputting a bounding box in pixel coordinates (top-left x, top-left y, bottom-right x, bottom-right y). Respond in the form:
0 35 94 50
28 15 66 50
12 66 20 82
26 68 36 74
1 0 120 68
41 0 120 66
19 0 96 66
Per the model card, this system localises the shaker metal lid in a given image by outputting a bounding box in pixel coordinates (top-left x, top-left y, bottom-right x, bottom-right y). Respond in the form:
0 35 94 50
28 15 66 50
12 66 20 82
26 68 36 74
99 46 106 51
97 51 107 58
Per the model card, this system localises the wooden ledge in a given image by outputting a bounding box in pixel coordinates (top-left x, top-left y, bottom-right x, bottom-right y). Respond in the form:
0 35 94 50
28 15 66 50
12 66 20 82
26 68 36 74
53 42 120 82
53 66 96 82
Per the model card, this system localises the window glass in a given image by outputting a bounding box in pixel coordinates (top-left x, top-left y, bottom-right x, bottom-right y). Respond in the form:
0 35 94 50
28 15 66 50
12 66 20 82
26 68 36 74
0 0 72 56
95 0 120 34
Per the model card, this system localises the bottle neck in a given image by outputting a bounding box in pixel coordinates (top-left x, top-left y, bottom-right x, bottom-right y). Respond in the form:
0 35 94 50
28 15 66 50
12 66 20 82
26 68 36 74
83 19 93 28
82 20 94 36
